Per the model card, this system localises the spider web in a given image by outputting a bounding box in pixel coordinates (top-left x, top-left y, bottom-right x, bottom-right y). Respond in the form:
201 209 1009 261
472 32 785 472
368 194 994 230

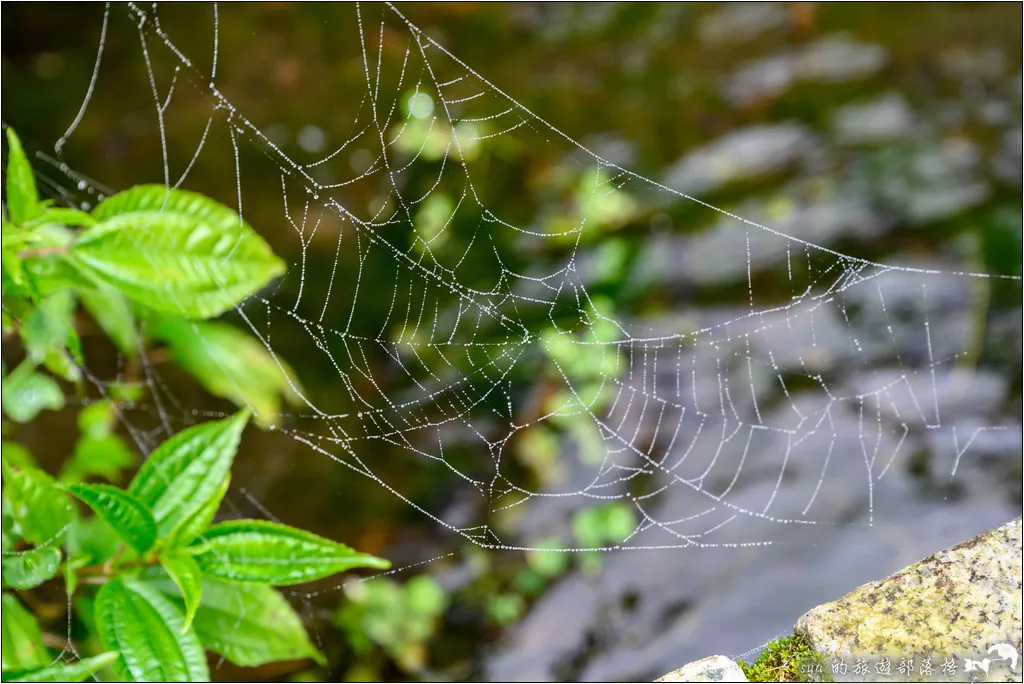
8 2 1022 677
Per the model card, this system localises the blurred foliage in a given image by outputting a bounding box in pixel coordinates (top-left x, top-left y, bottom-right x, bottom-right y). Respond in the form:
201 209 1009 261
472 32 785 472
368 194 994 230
334 576 448 678
1 2 1021 681
2 128 388 682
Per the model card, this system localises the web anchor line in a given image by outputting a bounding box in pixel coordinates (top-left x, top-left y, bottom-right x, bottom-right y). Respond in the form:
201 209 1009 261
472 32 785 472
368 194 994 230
35 2 1019 597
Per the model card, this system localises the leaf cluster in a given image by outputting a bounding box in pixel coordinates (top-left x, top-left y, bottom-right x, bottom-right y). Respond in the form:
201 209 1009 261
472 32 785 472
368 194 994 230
3 410 390 682
1 128 390 682
2 127 301 427
333 576 447 675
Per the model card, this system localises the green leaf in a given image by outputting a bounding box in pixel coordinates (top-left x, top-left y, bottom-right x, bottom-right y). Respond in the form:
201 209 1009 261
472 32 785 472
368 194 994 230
19 292 82 383
67 514 122 566
1 223 37 288
73 185 285 319
6 652 119 683
10 259 87 303
1 546 61 590
127 411 249 537
1 362 64 423
2 463 71 545
149 576 324 667
62 401 137 485
405 575 446 616
189 519 390 586
168 475 229 547
94 578 209 682
22 207 97 230
1 222 40 248
0 441 36 469
79 285 138 354
77 400 116 439
525 537 569 578
4 128 39 226
148 317 303 426
2 246 26 288
62 553 90 595
66 484 156 554
1 491 21 551
571 507 603 548
1 594 49 672
3 224 82 301
60 434 138 485
602 502 637 543
158 552 202 633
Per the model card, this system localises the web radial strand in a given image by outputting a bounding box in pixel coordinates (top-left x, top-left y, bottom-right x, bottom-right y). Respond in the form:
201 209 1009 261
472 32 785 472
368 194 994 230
37 1 1022 567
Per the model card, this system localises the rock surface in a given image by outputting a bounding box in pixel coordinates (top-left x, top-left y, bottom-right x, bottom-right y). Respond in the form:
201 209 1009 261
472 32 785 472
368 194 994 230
796 517 1023 682
655 655 748 683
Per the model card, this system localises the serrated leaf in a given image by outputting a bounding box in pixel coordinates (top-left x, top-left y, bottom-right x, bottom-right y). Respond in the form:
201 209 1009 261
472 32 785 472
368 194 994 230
168 474 228 546
127 411 249 537
1 593 49 672
1 362 64 423
94 578 209 683
79 285 138 354
148 316 303 426
149 576 324 667
4 128 39 226
66 484 156 554
6 651 120 683
2 463 71 545
72 185 285 319
189 519 390 586
158 551 202 633
1 546 62 590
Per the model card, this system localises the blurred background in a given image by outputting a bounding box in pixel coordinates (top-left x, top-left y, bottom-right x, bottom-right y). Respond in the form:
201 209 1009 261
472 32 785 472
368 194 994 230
2 3 1021 682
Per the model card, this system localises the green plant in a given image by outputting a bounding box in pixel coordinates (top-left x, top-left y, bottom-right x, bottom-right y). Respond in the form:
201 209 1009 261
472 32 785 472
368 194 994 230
333 575 447 677
737 632 830 683
3 410 390 682
571 502 636 575
1 127 390 682
2 126 303 428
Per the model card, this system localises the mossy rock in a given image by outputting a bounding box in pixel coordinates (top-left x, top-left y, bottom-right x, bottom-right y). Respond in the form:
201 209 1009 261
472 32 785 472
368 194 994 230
738 632 830 682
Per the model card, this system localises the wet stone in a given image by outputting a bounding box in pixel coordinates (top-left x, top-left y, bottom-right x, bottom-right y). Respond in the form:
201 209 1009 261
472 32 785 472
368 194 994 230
656 655 749 683
833 93 915 145
795 517 1023 682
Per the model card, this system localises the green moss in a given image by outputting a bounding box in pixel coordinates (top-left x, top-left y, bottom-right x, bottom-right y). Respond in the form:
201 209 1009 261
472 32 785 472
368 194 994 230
737 632 830 683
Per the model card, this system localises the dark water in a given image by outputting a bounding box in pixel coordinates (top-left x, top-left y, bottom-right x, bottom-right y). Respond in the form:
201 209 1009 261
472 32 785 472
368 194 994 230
2 3 1021 682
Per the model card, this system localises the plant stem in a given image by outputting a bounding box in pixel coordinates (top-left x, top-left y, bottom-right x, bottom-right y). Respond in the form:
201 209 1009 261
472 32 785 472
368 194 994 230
17 245 69 260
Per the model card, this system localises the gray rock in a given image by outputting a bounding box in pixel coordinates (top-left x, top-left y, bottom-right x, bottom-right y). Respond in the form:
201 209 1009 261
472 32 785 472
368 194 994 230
833 94 915 145
663 124 816 197
636 192 883 288
725 36 887 106
796 517 1023 682
993 128 1022 184
656 655 748 682
698 3 787 45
